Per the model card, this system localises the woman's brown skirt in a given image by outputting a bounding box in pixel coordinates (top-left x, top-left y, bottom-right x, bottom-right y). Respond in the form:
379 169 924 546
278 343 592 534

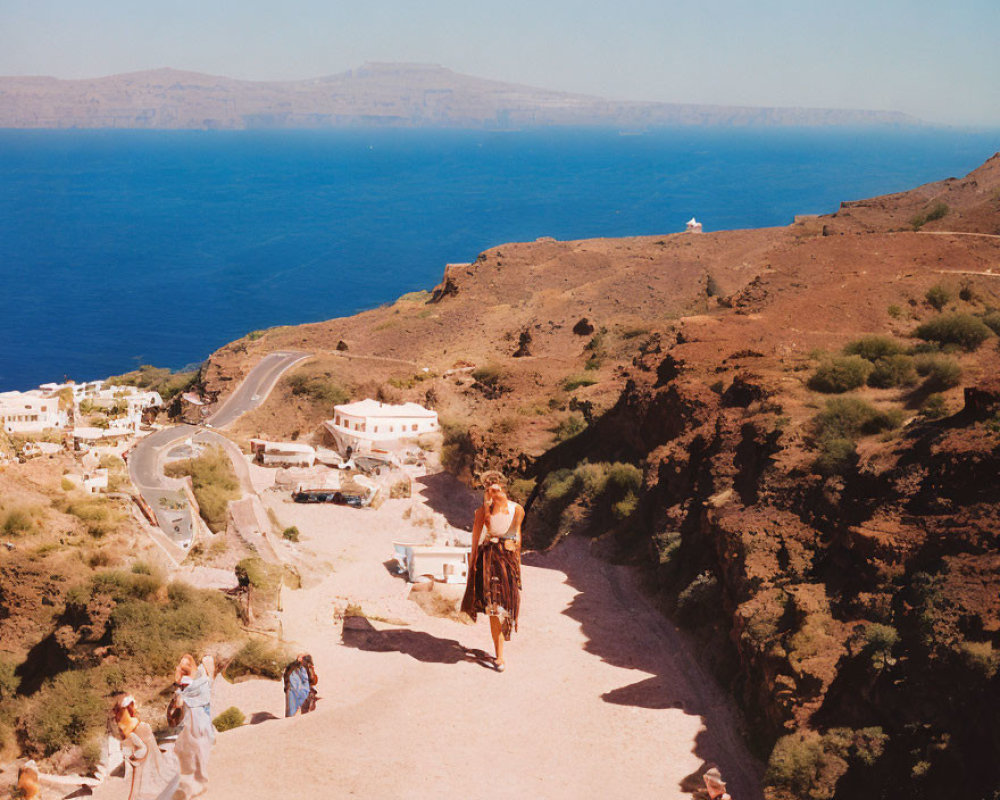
461 542 521 640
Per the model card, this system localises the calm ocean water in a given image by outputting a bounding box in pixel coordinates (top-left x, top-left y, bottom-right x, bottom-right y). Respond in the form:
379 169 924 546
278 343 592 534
1 126 998 390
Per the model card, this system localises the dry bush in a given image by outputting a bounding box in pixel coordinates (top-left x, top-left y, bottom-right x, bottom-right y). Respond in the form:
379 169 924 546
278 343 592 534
165 446 240 531
224 639 289 681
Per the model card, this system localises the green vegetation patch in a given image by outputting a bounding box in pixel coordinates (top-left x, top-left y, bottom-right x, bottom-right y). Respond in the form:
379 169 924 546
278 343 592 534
914 313 993 351
924 283 953 311
910 201 949 231
813 397 903 441
224 639 289 682
20 670 104 759
563 373 599 392
165 445 241 532
213 706 246 732
2 507 37 537
867 354 917 389
843 336 904 362
553 413 587 442
913 353 963 391
286 371 349 405
807 355 873 393
980 310 1000 336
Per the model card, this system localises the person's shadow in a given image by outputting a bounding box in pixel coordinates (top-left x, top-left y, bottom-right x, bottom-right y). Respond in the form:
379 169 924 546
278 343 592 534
341 617 494 669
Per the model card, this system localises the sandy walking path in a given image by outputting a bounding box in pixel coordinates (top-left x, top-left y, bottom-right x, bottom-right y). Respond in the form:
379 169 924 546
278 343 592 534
191 475 762 800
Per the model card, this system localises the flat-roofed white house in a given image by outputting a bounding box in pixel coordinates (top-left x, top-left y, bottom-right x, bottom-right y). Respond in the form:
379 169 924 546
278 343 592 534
249 440 316 468
0 391 68 434
323 399 438 455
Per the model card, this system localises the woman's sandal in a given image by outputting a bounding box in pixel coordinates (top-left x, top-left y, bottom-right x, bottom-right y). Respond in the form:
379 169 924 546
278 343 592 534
494 658 506 673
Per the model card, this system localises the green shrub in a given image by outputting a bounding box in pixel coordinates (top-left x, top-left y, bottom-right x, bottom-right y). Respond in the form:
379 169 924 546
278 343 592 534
864 623 900 669
2 507 35 536
109 584 238 674
246 330 266 341
980 311 1000 336
808 356 873 393
21 671 103 756
919 394 949 419
553 414 586 441
471 364 508 389
282 526 300 542
914 313 993 351
286 372 349 405
612 493 639 519
439 417 474 474
213 706 246 731
64 497 122 538
705 273 721 297
843 336 904 362
910 201 949 231
165 446 240 532
867 354 917 388
507 478 536 503
813 397 903 441
676 571 720 625
87 569 163 603
563 374 598 392
914 354 963 391
813 437 858 477
958 640 998 679
924 283 952 311
0 658 20 701
105 364 198 402
224 639 288 681
766 733 827 795
887 304 903 319
235 557 281 592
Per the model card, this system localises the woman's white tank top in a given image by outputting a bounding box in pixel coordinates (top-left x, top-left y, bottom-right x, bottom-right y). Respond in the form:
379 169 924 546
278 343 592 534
480 501 520 545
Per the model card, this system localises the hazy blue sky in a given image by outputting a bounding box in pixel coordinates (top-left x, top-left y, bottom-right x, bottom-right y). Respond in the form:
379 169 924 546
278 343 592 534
1 0 998 125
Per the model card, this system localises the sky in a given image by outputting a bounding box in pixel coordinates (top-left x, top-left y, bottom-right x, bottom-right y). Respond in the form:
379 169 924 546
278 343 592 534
1 0 998 126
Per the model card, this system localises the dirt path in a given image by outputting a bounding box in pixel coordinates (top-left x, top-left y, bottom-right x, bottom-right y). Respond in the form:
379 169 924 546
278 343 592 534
190 476 763 800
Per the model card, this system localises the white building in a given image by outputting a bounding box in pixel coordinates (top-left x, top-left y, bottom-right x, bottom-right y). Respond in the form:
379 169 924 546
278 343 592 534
323 399 438 455
249 440 316 468
686 217 703 234
0 391 68 434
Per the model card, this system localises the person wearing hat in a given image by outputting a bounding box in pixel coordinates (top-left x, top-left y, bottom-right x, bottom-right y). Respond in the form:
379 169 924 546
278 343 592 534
113 695 179 800
703 766 732 800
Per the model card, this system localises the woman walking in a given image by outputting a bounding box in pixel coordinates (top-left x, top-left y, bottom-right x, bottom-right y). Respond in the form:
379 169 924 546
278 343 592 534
461 475 524 672
168 654 216 800
113 695 179 800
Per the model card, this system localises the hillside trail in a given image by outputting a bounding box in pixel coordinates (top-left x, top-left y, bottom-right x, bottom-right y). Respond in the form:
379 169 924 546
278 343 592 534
89 480 763 800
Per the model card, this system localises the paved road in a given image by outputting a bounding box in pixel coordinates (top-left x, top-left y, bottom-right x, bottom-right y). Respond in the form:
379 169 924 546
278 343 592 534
207 350 310 429
128 350 309 546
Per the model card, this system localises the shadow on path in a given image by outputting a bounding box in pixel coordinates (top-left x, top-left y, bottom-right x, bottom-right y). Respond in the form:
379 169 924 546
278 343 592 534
341 617 494 669
522 538 763 800
412 472 479 530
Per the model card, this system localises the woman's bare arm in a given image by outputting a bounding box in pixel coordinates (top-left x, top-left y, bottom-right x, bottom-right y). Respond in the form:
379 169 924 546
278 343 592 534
470 506 484 559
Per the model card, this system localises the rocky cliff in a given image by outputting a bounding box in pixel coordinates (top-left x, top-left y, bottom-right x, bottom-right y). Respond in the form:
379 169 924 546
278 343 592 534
198 153 1000 798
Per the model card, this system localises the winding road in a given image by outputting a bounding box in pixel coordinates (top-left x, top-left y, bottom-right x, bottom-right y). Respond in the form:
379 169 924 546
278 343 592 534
127 351 309 545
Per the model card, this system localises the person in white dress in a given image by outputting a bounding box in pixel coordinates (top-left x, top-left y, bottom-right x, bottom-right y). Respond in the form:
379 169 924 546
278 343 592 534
168 654 216 800
113 695 180 800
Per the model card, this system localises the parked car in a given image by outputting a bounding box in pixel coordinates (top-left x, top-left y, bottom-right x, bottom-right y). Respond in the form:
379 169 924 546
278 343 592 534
292 489 366 507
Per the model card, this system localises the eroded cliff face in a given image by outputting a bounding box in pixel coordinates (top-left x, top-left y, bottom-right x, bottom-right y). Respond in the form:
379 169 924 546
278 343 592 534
568 365 1000 798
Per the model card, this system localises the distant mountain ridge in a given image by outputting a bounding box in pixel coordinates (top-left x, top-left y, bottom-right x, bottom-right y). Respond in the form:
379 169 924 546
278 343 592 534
0 63 919 130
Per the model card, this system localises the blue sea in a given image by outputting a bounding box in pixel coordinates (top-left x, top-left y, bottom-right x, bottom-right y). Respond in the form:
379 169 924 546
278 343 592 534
1 126 998 391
